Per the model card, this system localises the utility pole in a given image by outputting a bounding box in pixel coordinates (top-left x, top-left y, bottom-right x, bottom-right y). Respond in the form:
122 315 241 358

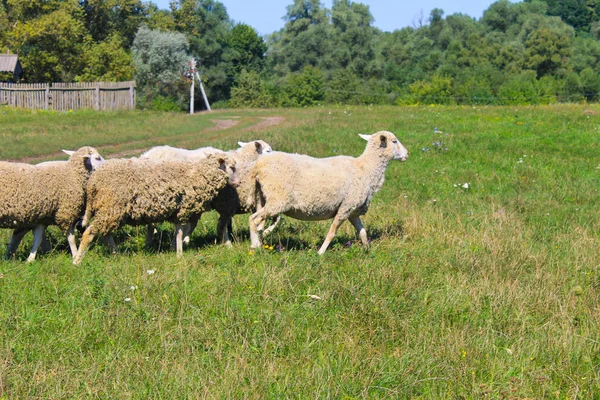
186 58 211 114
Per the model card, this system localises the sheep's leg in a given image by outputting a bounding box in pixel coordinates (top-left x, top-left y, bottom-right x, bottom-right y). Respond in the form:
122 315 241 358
318 216 347 255
26 225 46 262
184 218 198 245
66 224 78 258
174 224 185 257
145 224 155 248
73 225 97 265
217 214 232 247
5 228 28 260
349 215 369 249
103 234 118 254
249 213 262 249
40 234 52 254
262 215 281 236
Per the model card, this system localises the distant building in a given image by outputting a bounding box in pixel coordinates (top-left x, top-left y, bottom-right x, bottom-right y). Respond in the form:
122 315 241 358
0 54 23 82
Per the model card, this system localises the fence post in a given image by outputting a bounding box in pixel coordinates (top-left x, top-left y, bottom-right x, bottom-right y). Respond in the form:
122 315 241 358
95 84 100 111
129 82 135 109
45 84 50 110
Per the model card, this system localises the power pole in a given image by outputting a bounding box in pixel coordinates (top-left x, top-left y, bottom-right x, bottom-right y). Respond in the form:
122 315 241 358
186 58 211 114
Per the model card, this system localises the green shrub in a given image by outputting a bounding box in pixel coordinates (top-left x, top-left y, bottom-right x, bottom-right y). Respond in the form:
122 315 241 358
229 69 272 108
406 74 454 105
282 65 325 107
497 71 539 105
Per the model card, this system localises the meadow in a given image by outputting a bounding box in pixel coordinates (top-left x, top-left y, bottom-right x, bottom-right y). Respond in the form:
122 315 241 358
0 104 599 398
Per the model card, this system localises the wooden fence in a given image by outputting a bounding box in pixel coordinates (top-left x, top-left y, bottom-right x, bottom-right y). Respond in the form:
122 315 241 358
0 81 136 111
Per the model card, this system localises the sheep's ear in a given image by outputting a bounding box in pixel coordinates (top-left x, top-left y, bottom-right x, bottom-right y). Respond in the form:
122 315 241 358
62 149 75 156
379 134 388 148
237 141 247 148
217 157 226 171
82 154 93 172
359 134 371 141
254 141 263 153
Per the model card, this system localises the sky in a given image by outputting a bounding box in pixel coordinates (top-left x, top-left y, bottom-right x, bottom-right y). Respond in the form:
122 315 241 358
151 0 515 36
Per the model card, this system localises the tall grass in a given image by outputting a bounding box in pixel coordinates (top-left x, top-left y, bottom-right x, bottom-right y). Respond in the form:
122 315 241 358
0 104 599 398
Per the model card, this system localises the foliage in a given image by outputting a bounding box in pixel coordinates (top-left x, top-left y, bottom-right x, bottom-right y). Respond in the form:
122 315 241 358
281 65 325 106
76 35 134 82
407 75 454 105
132 25 189 86
229 69 272 108
3 0 600 106
228 24 267 74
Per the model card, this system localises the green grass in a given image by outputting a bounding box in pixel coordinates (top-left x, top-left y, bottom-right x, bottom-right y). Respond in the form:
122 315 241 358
1 104 599 398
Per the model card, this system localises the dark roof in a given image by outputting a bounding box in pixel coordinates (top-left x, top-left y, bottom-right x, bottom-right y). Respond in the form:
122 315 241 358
0 55 21 73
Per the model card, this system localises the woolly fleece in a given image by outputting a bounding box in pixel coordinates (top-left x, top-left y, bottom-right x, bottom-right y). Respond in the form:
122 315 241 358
0 146 99 233
248 131 408 254
73 155 235 264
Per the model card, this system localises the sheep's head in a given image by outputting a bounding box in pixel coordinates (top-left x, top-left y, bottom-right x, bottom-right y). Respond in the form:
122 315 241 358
359 131 408 162
238 140 273 156
210 153 239 188
64 147 105 171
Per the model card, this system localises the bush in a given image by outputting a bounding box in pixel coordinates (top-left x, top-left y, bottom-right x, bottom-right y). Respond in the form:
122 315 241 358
229 69 272 108
497 71 539 105
406 74 454 105
282 65 325 107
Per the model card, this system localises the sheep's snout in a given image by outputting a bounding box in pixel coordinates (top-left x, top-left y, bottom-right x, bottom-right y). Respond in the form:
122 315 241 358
393 142 409 162
220 161 240 188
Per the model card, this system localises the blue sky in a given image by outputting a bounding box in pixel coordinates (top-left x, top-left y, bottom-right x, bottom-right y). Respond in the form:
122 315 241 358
151 1 516 36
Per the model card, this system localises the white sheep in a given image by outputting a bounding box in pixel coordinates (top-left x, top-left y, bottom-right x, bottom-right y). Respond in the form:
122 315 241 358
140 145 223 162
0 147 104 262
248 131 408 254
72 154 238 265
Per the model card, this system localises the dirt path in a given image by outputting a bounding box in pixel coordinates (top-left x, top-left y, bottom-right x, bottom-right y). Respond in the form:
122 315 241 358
15 115 284 162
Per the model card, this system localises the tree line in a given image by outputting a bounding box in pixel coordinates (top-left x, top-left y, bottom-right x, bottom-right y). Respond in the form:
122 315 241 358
1 0 600 109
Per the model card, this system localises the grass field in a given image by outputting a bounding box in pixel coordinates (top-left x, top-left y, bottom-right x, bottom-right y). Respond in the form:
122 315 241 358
0 104 599 398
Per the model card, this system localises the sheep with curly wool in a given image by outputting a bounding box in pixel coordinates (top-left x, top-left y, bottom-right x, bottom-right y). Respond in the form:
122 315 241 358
72 154 238 265
141 140 273 247
248 131 408 254
0 147 104 262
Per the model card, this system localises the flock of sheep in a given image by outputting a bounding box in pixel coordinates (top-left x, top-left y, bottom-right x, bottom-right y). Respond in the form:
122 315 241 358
0 131 408 264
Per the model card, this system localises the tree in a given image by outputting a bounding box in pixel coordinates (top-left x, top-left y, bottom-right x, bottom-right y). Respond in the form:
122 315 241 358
525 0 600 32
80 0 148 46
229 69 271 107
132 25 189 86
76 34 134 82
171 0 234 102
7 1 88 81
267 0 333 75
228 23 267 74
330 0 376 77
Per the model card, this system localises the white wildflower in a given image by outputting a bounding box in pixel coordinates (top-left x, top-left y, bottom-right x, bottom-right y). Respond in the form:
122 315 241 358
308 294 322 301
124 297 131 302
147 269 155 275
462 183 470 189
130 285 137 291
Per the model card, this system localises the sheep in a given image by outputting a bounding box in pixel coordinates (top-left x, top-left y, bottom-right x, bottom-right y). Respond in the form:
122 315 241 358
0 147 104 262
141 140 273 247
5 152 107 260
248 131 408 255
72 154 238 265
205 140 274 246
139 145 223 162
